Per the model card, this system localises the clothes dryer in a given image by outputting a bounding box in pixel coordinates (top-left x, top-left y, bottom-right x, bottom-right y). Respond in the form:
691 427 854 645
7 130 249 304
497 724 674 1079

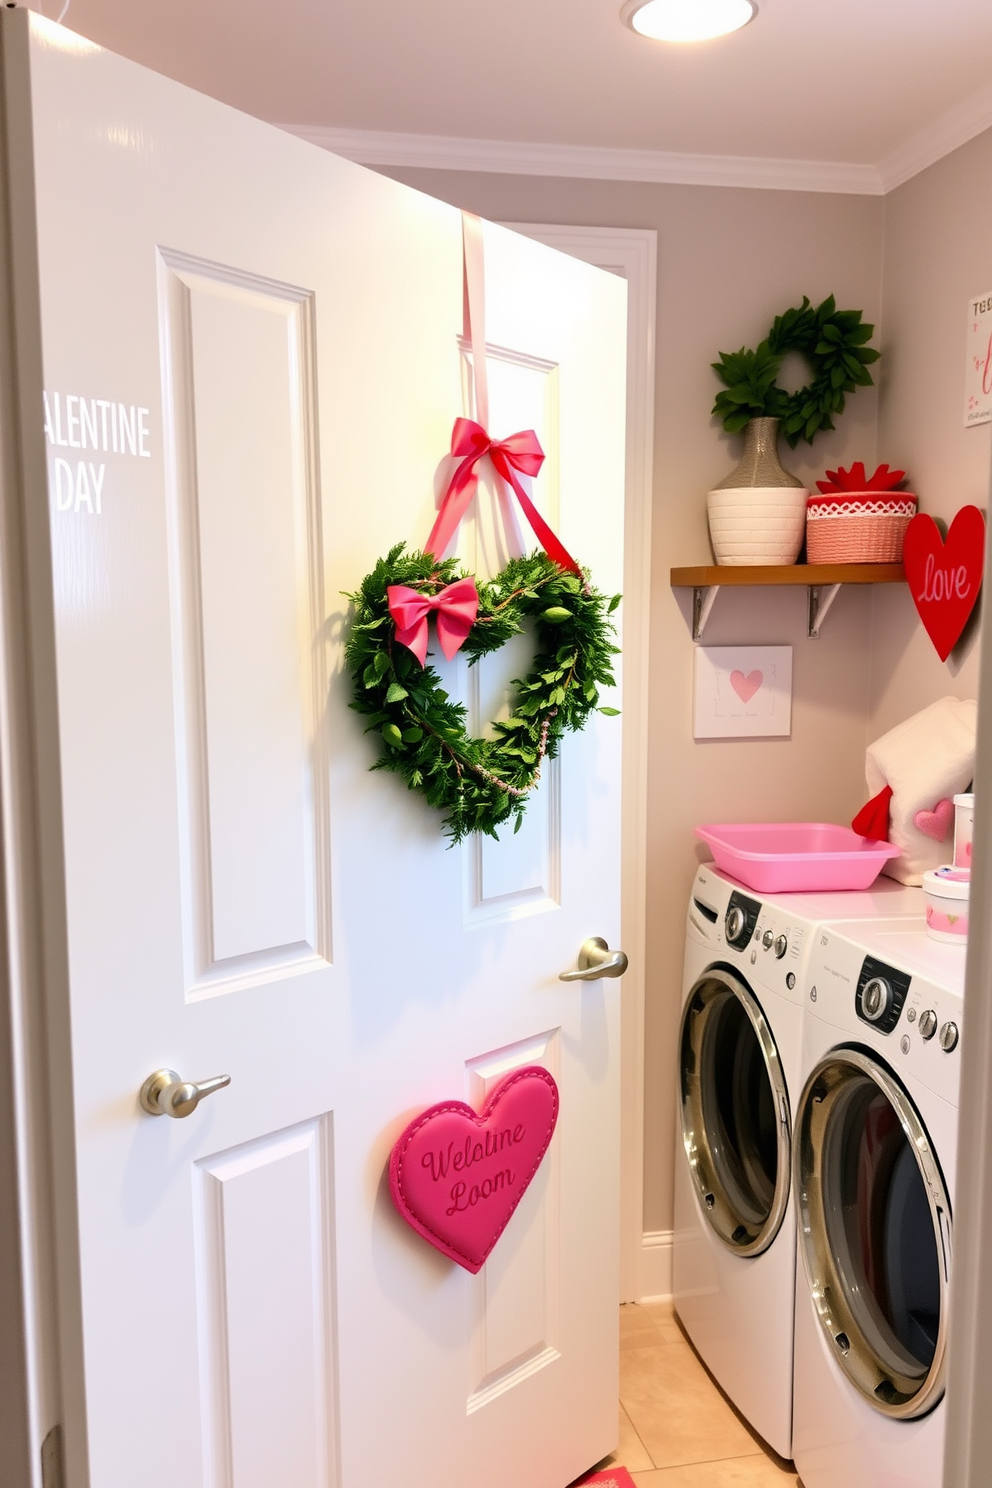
792 921 964 1488
674 866 922 1459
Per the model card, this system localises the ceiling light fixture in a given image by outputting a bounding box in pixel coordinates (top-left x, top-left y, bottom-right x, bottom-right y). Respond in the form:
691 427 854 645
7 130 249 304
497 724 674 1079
620 0 756 43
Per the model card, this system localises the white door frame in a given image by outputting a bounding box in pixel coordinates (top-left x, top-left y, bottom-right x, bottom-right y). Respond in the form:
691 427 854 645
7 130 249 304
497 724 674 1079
502 224 656 1303
942 460 992 1487
0 13 76 1480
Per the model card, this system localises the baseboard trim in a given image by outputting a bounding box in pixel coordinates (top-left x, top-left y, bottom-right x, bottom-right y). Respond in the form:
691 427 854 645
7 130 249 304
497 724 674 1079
637 1229 673 1302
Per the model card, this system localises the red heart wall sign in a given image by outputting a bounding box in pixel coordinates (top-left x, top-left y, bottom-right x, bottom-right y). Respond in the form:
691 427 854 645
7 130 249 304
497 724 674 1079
903 505 986 662
388 1066 559 1274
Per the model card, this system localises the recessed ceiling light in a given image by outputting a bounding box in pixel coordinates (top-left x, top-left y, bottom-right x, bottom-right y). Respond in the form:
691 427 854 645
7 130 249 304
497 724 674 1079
620 0 756 43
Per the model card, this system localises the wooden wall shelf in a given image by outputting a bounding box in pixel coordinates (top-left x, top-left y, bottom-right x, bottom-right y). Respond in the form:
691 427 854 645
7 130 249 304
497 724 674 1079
670 563 907 639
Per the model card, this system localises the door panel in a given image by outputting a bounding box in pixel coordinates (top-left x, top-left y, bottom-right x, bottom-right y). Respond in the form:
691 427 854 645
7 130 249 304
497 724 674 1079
159 251 331 994
464 638 562 924
466 1030 561 1406
6 12 627 1487
194 1117 337 1488
460 339 562 924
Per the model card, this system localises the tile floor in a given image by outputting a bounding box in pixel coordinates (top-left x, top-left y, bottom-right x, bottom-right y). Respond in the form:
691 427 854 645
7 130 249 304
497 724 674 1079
592 1301 802 1487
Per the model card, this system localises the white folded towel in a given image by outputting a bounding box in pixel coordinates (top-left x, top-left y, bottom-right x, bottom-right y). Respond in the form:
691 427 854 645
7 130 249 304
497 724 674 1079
865 697 977 885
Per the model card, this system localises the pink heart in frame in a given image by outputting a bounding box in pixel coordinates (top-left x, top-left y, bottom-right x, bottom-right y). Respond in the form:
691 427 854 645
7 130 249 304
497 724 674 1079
388 1066 559 1274
730 669 763 704
914 798 954 842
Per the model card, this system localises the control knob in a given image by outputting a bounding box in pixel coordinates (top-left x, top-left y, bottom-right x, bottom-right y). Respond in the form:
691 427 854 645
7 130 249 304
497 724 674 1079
939 1021 959 1053
725 906 745 944
762 929 774 950
918 1009 938 1041
862 976 893 1024
774 934 788 959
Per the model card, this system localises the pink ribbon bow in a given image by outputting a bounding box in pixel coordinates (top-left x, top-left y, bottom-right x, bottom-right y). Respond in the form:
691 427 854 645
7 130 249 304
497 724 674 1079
387 576 480 666
424 417 581 577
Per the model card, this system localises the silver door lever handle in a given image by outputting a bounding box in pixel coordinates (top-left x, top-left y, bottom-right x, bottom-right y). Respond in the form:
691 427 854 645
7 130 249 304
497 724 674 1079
139 1068 232 1119
559 936 629 982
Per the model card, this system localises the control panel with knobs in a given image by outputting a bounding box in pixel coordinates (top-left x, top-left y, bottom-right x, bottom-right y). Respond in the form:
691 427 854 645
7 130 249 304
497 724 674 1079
939 1021 960 1052
724 891 760 951
855 956 911 1034
862 977 893 1024
918 1010 938 1041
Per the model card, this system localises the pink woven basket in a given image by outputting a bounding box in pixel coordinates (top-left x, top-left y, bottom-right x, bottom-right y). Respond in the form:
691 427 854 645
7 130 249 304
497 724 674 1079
806 493 916 563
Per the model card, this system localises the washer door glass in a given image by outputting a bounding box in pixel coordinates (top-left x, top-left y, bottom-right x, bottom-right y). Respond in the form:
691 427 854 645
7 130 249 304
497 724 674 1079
795 1049 951 1419
679 968 791 1256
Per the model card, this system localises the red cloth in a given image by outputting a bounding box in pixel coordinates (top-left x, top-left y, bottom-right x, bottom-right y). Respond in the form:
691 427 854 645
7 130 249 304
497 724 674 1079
852 784 893 840
573 1470 637 1488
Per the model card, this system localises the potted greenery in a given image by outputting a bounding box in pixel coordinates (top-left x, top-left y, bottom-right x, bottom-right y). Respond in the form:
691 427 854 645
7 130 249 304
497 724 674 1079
708 296 880 565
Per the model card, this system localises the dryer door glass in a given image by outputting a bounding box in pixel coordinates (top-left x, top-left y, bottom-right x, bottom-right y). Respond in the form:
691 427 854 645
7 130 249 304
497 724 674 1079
795 1049 950 1419
679 969 791 1256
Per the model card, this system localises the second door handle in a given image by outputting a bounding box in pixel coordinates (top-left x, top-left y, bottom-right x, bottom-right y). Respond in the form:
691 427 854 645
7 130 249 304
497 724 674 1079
559 937 629 982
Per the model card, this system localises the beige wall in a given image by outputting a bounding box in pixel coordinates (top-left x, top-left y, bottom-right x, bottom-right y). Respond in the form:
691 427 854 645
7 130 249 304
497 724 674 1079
382 166 886 1235
869 128 992 737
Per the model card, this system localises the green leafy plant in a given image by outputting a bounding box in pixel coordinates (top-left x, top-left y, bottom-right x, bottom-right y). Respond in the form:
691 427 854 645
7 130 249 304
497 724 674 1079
345 545 620 844
711 295 880 447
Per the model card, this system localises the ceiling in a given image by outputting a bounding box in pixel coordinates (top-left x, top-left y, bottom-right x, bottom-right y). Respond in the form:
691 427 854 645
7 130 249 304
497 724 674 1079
42 0 992 191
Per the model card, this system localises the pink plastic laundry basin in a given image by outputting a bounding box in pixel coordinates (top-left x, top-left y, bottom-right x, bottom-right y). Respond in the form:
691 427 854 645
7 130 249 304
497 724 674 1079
694 822 901 894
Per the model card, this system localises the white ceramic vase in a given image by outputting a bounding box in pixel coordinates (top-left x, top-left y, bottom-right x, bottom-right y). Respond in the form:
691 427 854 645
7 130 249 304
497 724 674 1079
707 416 808 565
706 486 809 565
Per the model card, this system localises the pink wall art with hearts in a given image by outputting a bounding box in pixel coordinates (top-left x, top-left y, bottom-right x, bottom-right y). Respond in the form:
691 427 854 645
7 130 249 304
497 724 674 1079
902 505 985 662
388 1065 559 1274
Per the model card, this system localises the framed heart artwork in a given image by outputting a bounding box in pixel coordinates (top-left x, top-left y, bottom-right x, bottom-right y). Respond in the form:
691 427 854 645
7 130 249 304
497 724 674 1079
902 505 986 662
693 645 794 740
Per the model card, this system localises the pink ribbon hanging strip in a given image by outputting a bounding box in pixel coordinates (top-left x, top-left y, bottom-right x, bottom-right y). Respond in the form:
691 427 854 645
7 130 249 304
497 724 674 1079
387 577 480 666
424 417 580 576
423 213 581 578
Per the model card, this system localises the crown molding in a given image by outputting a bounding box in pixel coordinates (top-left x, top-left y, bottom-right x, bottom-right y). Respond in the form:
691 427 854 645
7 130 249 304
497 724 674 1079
281 94 992 198
278 125 883 196
877 80 992 193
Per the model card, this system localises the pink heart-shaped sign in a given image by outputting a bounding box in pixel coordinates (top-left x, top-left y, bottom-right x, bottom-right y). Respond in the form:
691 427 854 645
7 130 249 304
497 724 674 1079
914 798 954 842
730 669 763 704
903 506 985 662
389 1066 559 1274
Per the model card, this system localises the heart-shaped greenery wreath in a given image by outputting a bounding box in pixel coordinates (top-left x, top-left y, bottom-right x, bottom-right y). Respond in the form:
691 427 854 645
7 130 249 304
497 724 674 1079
345 545 621 844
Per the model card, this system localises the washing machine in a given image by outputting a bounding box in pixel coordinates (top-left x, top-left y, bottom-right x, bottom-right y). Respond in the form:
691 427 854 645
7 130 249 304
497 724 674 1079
792 919 965 1488
674 865 922 1459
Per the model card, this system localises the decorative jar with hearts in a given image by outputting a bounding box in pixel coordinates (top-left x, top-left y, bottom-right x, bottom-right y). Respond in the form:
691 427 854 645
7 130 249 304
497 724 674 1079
923 866 970 944
954 793 974 869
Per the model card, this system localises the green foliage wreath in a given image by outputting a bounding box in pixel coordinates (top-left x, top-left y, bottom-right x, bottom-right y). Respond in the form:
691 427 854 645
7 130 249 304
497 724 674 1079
711 295 880 447
345 545 620 844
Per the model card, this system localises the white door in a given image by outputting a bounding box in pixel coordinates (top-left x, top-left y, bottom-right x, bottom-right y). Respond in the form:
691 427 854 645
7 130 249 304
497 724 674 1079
1 13 627 1488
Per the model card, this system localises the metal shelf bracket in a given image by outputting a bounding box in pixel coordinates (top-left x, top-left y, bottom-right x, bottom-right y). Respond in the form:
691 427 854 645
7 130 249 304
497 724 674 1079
692 585 720 641
807 583 841 639
691 580 845 640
